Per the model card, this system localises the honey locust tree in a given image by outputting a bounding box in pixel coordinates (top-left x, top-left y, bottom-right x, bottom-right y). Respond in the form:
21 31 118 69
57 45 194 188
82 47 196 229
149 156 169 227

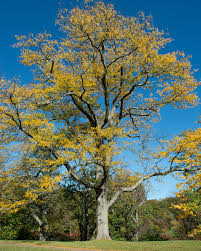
163 128 201 238
0 1 200 239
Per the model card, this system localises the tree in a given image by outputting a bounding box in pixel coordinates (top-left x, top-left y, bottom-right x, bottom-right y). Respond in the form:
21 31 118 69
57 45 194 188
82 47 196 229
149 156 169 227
0 148 62 240
0 1 200 239
41 188 80 241
166 128 201 239
0 209 34 240
129 184 146 241
109 182 146 241
63 180 96 241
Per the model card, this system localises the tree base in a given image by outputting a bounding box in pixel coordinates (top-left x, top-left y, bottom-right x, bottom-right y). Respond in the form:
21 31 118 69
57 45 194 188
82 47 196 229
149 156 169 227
96 234 111 240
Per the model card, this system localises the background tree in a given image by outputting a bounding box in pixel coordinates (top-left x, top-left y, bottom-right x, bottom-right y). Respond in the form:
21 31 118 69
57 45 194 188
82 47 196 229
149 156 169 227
0 1 200 239
157 127 201 239
109 183 146 241
0 148 62 240
63 179 96 241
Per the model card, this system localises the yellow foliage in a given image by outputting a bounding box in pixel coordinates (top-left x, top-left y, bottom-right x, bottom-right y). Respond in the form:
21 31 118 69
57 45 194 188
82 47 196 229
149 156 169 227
164 128 201 238
0 1 200 212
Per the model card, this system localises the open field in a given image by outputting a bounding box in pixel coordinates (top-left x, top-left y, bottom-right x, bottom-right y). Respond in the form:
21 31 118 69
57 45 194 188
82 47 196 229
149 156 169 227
0 246 55 251
0 240 201 251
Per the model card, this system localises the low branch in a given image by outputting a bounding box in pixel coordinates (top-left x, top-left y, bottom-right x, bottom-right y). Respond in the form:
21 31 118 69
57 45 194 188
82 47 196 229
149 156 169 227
108 178 143 208
108 165 201 208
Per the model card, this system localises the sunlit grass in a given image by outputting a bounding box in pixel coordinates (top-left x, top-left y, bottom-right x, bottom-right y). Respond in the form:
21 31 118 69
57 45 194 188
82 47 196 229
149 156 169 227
0 240 201 250
0 245 58 251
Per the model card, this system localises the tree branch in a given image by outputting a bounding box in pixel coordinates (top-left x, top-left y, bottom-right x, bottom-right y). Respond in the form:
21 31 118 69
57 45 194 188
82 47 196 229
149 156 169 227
63 163 96 189
108 165 201 208
71 94 97 127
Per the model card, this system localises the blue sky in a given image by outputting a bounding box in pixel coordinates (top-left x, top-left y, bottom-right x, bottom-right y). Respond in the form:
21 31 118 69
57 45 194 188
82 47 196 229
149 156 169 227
1 0 201 199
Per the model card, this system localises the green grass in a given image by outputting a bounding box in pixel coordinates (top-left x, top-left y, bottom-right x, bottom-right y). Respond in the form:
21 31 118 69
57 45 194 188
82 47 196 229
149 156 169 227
0 246 55 251
0 240 201 251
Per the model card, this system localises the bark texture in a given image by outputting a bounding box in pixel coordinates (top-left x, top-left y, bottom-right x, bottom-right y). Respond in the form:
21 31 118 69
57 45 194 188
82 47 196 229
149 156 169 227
96 188 110 240
32 212 48 241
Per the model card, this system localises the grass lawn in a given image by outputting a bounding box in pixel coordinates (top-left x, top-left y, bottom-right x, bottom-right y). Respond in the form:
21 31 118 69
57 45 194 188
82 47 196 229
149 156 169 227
0 240 201 251
0 246 54 251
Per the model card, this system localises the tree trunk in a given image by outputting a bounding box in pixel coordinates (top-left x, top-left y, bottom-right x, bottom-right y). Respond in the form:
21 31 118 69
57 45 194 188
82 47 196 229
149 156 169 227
96 189 111 240
39 223 47 241
84 195 89 241
31 212 48 241
134 207 139 241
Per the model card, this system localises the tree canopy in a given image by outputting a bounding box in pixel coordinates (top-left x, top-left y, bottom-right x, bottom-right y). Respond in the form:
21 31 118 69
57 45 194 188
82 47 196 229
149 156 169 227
0 1 200 239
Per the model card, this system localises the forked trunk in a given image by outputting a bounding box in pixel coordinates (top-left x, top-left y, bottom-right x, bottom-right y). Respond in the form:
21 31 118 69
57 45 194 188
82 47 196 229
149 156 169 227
39 225 47 241
32 212 48 241
96 189 111 240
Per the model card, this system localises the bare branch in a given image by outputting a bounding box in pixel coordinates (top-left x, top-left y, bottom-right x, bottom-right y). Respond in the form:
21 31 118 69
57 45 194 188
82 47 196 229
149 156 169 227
71 94 97 127
107 48 138 69
108 165 201 208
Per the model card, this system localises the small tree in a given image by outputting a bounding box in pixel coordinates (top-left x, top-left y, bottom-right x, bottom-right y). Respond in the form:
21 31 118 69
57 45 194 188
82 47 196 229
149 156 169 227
64 180 96 241
0 149 61 240
109 181 146 241
167 128 201 239
0 1 200 239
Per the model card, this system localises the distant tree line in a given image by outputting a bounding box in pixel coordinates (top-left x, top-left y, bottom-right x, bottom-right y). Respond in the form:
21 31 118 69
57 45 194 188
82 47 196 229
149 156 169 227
0 182 200 241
